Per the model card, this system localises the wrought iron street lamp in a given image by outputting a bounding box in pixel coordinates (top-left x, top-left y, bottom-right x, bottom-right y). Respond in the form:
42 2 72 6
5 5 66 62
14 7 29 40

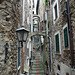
16 26 29 73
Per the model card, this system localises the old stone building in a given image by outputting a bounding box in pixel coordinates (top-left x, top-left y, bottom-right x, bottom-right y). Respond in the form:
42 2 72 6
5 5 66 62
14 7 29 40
0 0 27 75
38 0 75 75
49 0 75 75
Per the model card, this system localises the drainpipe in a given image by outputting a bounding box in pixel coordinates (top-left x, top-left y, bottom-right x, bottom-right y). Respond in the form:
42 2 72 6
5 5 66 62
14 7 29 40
31 0 33 32
48 37 52 73
46 9 49 35
46 5 53 74
66 0 74 68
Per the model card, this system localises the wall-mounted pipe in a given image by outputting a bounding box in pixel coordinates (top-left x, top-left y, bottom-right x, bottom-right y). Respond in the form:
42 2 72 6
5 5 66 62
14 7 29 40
66 0 74 68
48 37 52 72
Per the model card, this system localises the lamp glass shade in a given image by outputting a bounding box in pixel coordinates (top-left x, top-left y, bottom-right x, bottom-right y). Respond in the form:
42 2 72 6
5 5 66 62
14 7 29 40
24 32 27 42
16 27 29 42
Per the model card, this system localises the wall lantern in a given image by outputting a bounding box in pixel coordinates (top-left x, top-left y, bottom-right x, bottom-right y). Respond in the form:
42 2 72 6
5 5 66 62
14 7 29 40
16 26 29 42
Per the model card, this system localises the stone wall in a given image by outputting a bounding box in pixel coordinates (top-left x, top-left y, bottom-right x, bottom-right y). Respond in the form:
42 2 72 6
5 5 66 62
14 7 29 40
70 0 75 52
49 0 75 75
0 0 22 75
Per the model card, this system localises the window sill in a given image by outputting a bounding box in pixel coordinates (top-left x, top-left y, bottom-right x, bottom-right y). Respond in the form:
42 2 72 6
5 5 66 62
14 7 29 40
63 48 70 52
55 53 61 56
54 18 57 21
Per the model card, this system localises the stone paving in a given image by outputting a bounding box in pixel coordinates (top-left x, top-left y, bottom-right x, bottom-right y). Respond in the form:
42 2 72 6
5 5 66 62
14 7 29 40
30 49 45 75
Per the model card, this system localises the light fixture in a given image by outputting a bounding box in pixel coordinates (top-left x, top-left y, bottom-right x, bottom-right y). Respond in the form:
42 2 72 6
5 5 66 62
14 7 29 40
16 26 29 42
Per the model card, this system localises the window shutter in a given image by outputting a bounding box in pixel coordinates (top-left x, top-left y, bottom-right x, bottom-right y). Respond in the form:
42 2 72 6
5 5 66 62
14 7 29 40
64 27 69 48
55 34 60 52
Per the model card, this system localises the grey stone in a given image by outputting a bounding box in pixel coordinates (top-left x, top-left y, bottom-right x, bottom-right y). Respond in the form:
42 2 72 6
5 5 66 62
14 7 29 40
0 4 6 9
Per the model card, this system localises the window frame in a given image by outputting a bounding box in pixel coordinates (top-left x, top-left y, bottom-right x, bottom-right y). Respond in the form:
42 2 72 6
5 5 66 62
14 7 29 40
53 0 59 23
54 4 58 20
63 24 69 49
54 31 61 54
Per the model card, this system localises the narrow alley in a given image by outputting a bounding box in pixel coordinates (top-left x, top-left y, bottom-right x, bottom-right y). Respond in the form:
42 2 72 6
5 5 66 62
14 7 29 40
0 0 75 75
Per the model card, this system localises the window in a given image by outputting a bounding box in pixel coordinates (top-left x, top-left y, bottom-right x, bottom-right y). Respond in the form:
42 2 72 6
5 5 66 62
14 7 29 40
33 11 34 14
57 65 60 71
54 4 58 20
55 32 61 53
49 1 50 8
63 25 69 48
53 0 59 22
55 34 60 53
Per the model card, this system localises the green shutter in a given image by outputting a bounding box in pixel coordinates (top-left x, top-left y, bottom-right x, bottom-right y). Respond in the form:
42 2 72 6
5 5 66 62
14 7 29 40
18 42 20 67
64 27 69 48
55 34 60 53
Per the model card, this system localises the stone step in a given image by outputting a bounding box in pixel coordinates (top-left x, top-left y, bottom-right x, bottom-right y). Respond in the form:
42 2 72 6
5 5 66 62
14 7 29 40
30 51 44 75
30 70 44 74
33 58 41 60
31 68 44 71
32 63 41 65
32 65 43 69
32 54 41 56
30 74 45 75
32 65 41 68
32 61 41 63
33 53 40 55
32 55 41 57
31 60 41 62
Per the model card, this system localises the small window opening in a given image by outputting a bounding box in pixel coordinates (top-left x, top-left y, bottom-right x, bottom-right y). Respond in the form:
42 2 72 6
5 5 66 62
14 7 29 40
57 65 60 71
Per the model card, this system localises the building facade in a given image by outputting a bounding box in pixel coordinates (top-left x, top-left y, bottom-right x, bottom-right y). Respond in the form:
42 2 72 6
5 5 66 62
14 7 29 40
39 0 75 75
49 0 75 75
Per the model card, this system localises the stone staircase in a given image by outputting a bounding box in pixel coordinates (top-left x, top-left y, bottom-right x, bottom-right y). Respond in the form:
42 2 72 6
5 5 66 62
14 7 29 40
30 49 45 75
